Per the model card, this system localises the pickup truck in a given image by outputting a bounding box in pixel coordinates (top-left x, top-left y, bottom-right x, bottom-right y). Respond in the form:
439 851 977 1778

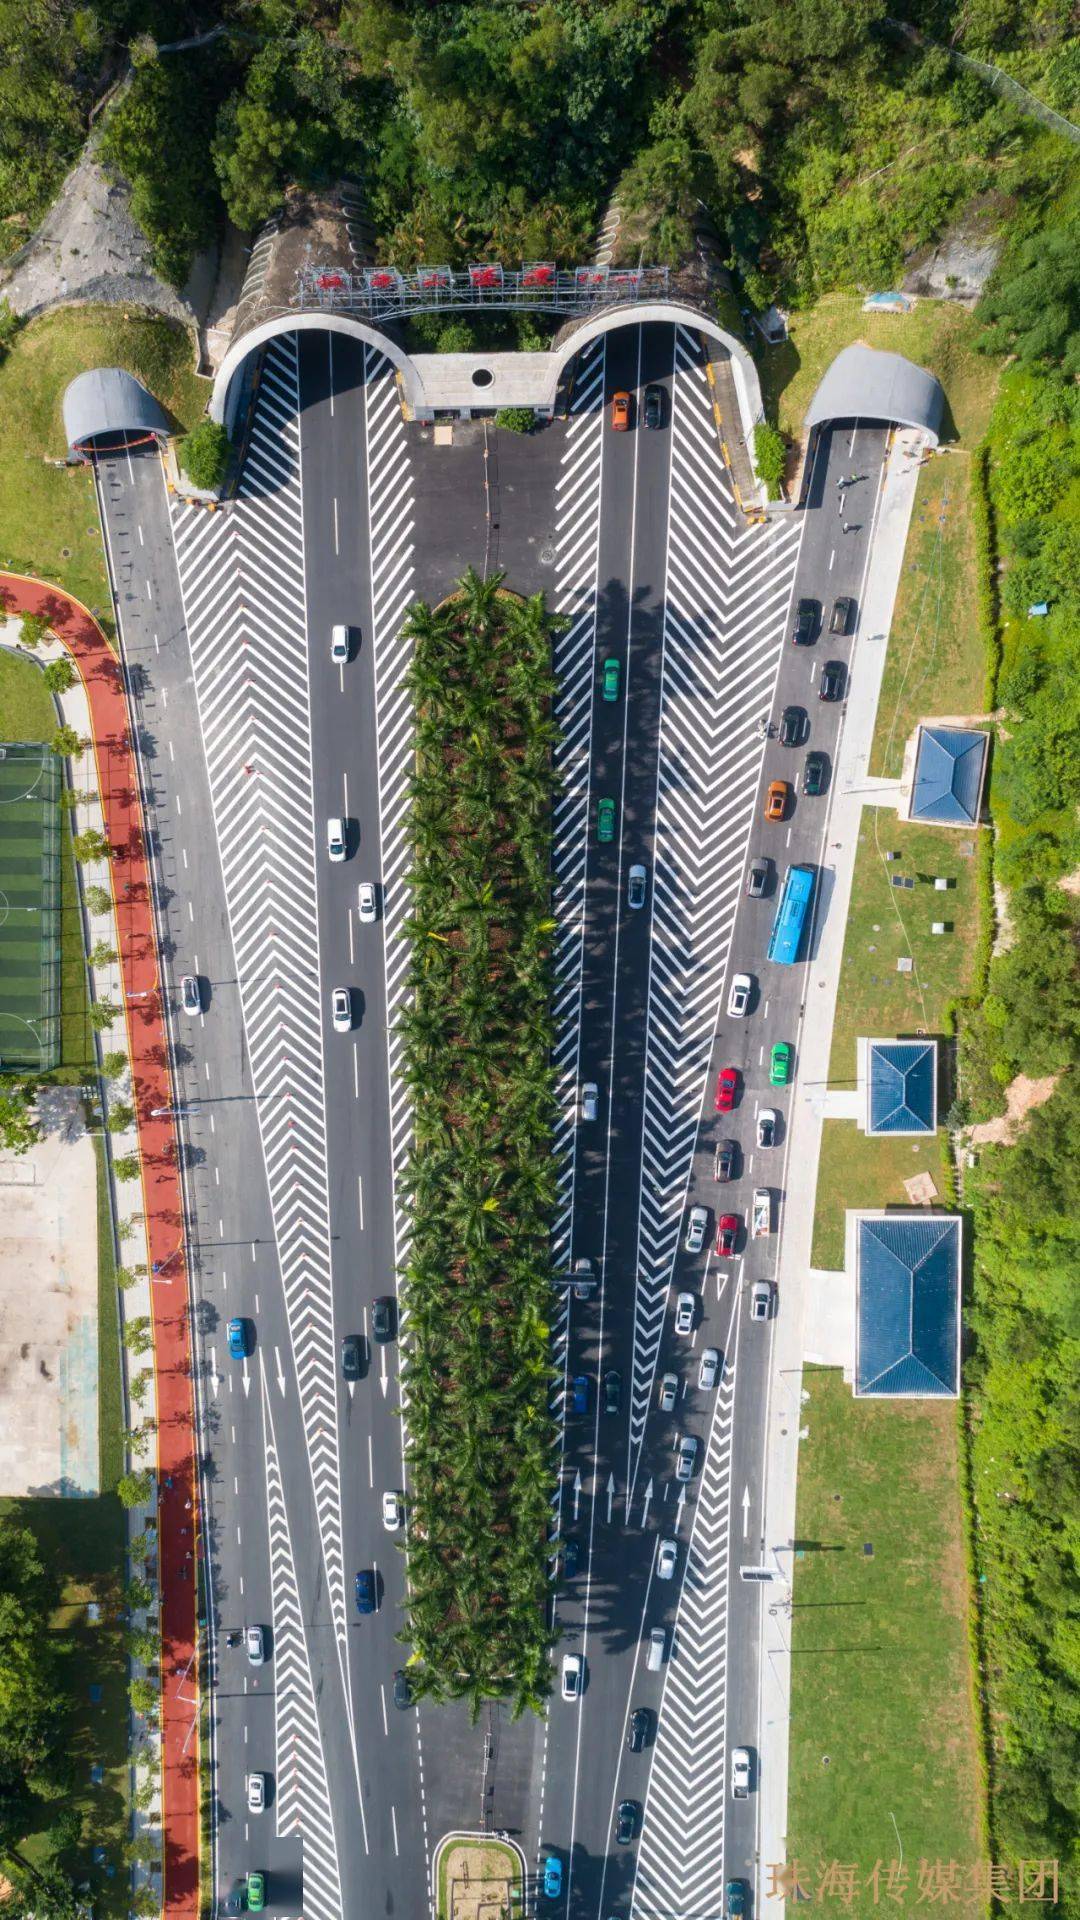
731 1746 752 1799
751 1187 771 1239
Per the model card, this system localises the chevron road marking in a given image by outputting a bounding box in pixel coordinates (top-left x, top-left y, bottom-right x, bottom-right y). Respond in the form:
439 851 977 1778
626 331 803 1497
260 1357 347 1919
168 335 348 1667
631 1344 738 1919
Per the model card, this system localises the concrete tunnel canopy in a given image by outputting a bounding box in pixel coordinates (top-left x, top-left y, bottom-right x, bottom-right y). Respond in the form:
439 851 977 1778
209 302 767 456
804 343 945 446
63 367 171 458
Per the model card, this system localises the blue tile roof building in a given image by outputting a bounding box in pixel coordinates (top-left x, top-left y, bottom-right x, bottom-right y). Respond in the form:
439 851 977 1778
867 1040 937 1135
909 726 987 826
855 1214 960 1397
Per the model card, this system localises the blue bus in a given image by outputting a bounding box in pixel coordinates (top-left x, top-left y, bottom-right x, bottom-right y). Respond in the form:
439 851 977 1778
767 864 815 966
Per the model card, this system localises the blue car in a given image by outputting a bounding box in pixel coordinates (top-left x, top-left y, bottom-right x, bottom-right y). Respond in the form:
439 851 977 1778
542 1853 563 1899
570 1375 589 1416
354 1570 375 1615
226 1317 249 1360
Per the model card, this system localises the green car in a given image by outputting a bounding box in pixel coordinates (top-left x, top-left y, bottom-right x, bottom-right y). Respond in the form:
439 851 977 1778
246 1872 265 1913
601 656 621 702
597 796 616 843
769 1041 792 1087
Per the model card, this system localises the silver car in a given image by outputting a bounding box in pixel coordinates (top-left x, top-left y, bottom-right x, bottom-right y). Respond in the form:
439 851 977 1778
331 986 351 1033
727 971 752 1018
698 1346 720 1391
245 1625 266 1666
627 863 647 910
675 1434 698 1483
750 1281 772 1322
684 1205 708 1254
579 1082 598 1123
674 1291 695 1335
656 1538 678 1581
658 1371 678 1413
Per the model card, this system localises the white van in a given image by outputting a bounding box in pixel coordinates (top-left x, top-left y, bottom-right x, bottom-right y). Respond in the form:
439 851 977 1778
331 624 350 662
327 817 347 862
646 1627 666 1672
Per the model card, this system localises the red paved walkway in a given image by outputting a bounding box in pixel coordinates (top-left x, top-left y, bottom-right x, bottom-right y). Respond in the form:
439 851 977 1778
1 574 201 1917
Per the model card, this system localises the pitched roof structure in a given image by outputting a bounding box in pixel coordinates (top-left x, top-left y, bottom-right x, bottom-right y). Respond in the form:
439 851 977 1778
909 726 987 826
867 1040 937 1135
855 1214 961 1398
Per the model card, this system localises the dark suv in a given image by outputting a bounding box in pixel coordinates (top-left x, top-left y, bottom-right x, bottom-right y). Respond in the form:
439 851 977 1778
780 705 807 748
819 659 846 702
791 597 817 645
371 1297 395 1343
829 595 854 635
644 385 663 429
627 1708 651 1752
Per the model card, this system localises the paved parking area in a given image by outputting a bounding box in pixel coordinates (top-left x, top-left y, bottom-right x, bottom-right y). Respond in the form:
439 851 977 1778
0 1108 98 1495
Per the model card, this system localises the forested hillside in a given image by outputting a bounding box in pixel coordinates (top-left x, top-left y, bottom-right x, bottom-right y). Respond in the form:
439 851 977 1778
1 0 1077 295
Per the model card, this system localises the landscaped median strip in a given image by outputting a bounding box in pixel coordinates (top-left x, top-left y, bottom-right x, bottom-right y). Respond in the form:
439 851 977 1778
0 571 201 1919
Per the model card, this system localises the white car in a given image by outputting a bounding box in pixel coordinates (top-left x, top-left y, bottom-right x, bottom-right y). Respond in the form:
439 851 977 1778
358 881 377 924
382 1491 402 1532
571 1257 596 1299
180 974 201 1015
656 1538 678 1581
698 1346 720 1391
750 1280 772 1322
246 1772 266 1814
674 1291 695 1335
731 1746 752 1799
245 1625 266 1666
684 1205 708 1254
658 1372 678 1413
331 624 350 662
727 971 752 1018
331 987 351 1033
579 1082 598 1123
627 864 647 909
757 1107 778 1149
327 816 347 862
561 1652 583 1701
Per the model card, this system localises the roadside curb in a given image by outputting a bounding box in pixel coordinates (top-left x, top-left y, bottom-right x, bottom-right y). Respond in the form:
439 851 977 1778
0 570 201 1920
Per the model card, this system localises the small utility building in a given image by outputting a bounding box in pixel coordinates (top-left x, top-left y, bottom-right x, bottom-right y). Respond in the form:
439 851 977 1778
857 1038 937 1136
908 725 988 828
852 1213 961 1398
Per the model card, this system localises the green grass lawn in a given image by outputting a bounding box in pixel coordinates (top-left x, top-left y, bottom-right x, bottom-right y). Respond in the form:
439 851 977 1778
0 647 94 1078
0 307 208 625
758 294 997 455
829 818 982 1083
810 1122 950 1270
0 1142 129 1912
870 453 987 779
787 1371 984 1912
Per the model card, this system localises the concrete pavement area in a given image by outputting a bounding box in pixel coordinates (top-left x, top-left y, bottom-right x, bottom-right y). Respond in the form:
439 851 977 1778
757 427 928 1911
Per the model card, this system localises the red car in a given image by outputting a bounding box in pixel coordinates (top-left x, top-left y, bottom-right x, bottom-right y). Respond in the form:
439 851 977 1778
715 1214 739 1257
714 1067 738 1112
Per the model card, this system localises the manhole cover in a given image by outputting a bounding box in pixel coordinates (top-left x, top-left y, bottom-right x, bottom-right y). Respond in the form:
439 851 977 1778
538 541 555 567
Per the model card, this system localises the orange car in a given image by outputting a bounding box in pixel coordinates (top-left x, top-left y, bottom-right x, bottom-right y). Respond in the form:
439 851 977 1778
611 390 631 431
765 780 789 822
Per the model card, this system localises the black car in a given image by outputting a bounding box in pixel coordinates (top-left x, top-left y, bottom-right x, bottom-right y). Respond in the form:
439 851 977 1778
354 1570 375 1615
644 384 663 429
803 751 826 797
371 1296 395 1343
726 1878 749 1918
791 597 817 645
780 705 807 748
819 659 846 702
340 1334 363 1380
393 1669 412 1709
562 1537 580 1579
829 594 854 635
604 1369 622 1415
627 1708 651 1753
714 1138 737 1182
616 1799 639 1845
746 857 769 898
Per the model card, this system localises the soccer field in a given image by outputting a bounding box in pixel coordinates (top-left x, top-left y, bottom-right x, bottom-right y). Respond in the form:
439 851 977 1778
0 743 61 1071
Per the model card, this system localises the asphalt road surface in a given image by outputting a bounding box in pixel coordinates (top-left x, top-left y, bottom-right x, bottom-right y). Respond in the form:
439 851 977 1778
94 320 888 1920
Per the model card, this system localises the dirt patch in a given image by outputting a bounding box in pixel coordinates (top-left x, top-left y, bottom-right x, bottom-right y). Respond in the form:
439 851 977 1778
967 1071 1060 1146
1059 867 1080 896
440 1840 518 1920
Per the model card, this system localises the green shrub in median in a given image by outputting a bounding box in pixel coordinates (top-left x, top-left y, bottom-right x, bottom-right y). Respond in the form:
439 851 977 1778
179 418 231 491
495 406 536 433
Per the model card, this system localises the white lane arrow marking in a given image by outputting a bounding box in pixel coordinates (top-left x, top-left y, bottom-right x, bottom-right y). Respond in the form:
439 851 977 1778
347 1382 355 1401
275 1346 286 1397
641 1477 653 1528
380 1346 388 1398
573 1470 582 1521
675 1486 687 1531
241 1359 251 1399
742 1485 751 1537
209 1348 219 1400
606 1473 615 1523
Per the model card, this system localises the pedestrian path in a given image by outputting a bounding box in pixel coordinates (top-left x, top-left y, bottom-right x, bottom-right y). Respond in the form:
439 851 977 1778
628 334 802 1487
169 334 349 1665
